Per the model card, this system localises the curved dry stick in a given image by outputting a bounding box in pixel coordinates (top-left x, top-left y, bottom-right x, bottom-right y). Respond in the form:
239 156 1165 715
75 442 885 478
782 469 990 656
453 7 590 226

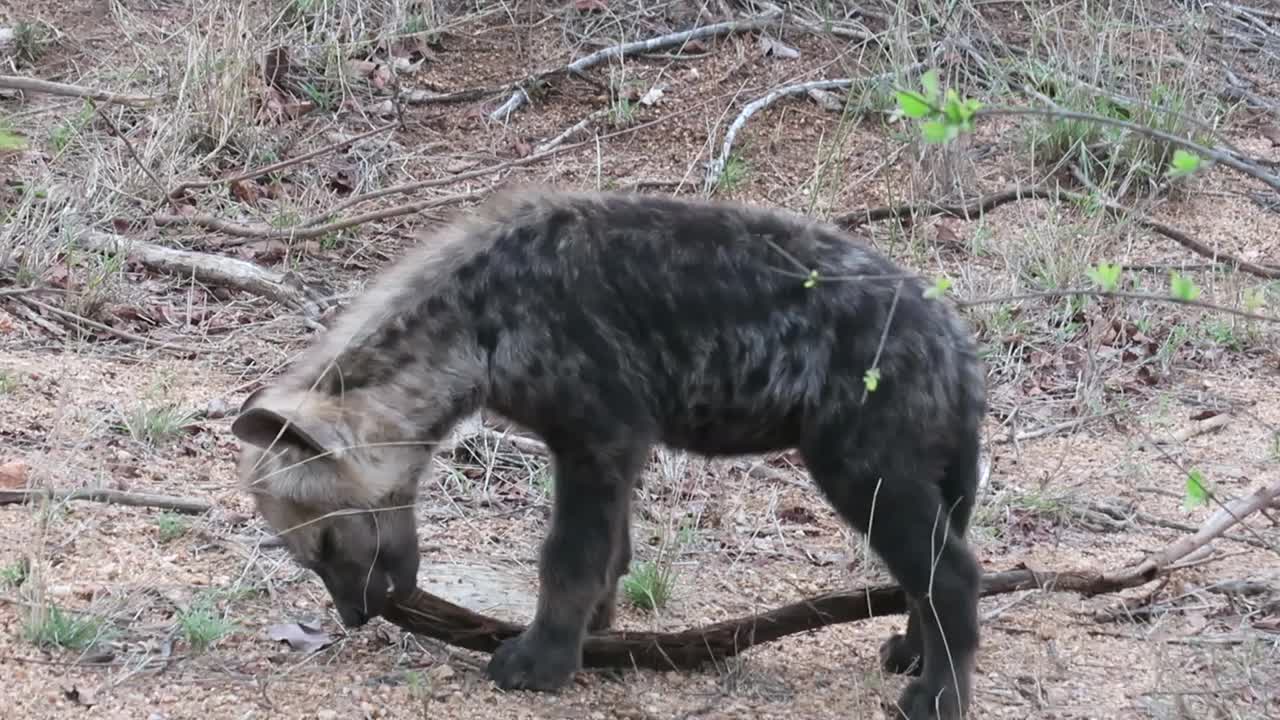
490 10 783 123
705 48 943 192
382 479 1278 671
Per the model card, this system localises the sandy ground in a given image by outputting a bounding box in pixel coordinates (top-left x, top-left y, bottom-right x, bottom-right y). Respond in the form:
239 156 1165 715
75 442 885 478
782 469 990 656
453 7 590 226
2 1 1279 719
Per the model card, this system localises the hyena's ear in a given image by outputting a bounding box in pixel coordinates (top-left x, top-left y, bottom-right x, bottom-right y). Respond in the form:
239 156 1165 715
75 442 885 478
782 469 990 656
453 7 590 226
230 387 348 460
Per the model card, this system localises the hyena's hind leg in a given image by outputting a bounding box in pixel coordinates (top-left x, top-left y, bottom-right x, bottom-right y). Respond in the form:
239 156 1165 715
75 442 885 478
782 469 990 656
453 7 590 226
487 436 649 691
879 435 981 679
802 440 980 720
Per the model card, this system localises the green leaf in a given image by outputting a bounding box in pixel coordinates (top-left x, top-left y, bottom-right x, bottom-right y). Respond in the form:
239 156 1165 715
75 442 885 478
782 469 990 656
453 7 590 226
924 276 953 300
803 269 819 289
919 70 940 103
1182 468 1208 512
1086 263 1123 292
1169 271 1202 302
895 90 933 119
0 129 27 152
1167 149 1201 178
920 120 950 143
863 367 881 393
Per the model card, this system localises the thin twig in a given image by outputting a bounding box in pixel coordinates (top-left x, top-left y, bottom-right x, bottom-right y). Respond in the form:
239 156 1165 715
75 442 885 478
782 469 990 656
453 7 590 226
153 190 482 242
0 75 161 107
976 106 1280 194
836 183 1280 280
92 103 182 213
0 488 211 514
489 9 783 122
167 122 398 199
14 296 204 356
957 289 1279 324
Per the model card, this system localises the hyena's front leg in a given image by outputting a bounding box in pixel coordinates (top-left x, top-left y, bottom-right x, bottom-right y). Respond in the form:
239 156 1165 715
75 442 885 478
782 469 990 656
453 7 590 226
487 440 645 691
587 501 632 633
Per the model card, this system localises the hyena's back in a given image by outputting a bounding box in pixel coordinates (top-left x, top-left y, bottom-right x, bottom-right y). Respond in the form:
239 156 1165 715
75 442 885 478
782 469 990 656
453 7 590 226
433 190 987 464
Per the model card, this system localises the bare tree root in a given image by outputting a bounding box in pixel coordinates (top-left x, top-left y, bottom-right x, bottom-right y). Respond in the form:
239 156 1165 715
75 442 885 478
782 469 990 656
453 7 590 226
382 479 1278 672
0 75 161 107
0 488 211 515
489 9 783 123
76 231 328 321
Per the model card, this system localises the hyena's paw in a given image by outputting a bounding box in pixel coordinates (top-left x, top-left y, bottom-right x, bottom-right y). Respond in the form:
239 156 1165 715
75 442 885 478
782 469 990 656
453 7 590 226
879 632 923 676
486 630 579 692
889 679 965 720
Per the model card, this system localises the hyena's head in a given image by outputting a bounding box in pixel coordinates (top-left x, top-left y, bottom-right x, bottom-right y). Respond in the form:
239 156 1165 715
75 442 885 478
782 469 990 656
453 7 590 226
230 385 426 627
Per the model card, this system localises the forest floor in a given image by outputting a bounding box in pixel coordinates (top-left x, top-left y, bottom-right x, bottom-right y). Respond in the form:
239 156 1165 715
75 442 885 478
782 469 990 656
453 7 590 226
1 1 1279 719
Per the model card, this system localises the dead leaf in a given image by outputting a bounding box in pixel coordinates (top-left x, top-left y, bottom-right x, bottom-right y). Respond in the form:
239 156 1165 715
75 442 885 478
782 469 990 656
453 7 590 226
759 34 800 60
237 239 289 264
639 84 666 107
778 505 818 524
935 223 961 247
0 460 29 489
0 309 14 334
268 621 334 653
1260 125 1280 147
512 139 532 158
229 179 260 206
574 0 608 12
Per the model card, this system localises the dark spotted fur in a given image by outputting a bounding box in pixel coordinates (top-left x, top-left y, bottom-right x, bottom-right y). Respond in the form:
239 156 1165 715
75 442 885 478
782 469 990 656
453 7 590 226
231 189 987 720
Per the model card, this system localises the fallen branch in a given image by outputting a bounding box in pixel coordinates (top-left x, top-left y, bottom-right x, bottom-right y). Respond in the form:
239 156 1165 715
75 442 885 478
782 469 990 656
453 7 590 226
0 74 161 107
76 231 327 321
381 478 1279 671
0 488 211 515
167 122 398 199
490 10 783 123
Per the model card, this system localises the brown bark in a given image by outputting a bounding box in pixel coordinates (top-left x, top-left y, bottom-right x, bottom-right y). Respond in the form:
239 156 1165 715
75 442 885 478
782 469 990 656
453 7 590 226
382 565 1151 671
381 479 1279 671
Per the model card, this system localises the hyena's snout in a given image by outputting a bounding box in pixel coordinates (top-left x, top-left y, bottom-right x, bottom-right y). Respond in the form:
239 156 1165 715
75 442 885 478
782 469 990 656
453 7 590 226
310 514 421 627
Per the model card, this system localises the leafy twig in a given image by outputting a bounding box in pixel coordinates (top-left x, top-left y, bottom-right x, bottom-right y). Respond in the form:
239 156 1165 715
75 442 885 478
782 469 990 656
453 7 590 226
956 289 1278 324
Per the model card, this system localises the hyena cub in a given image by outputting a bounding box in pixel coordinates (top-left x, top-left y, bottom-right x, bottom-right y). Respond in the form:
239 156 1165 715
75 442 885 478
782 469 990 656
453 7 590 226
231 189 986 720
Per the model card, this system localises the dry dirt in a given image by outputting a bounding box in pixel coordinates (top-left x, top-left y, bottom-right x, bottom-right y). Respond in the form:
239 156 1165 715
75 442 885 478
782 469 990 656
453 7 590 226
2 2 1279 720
